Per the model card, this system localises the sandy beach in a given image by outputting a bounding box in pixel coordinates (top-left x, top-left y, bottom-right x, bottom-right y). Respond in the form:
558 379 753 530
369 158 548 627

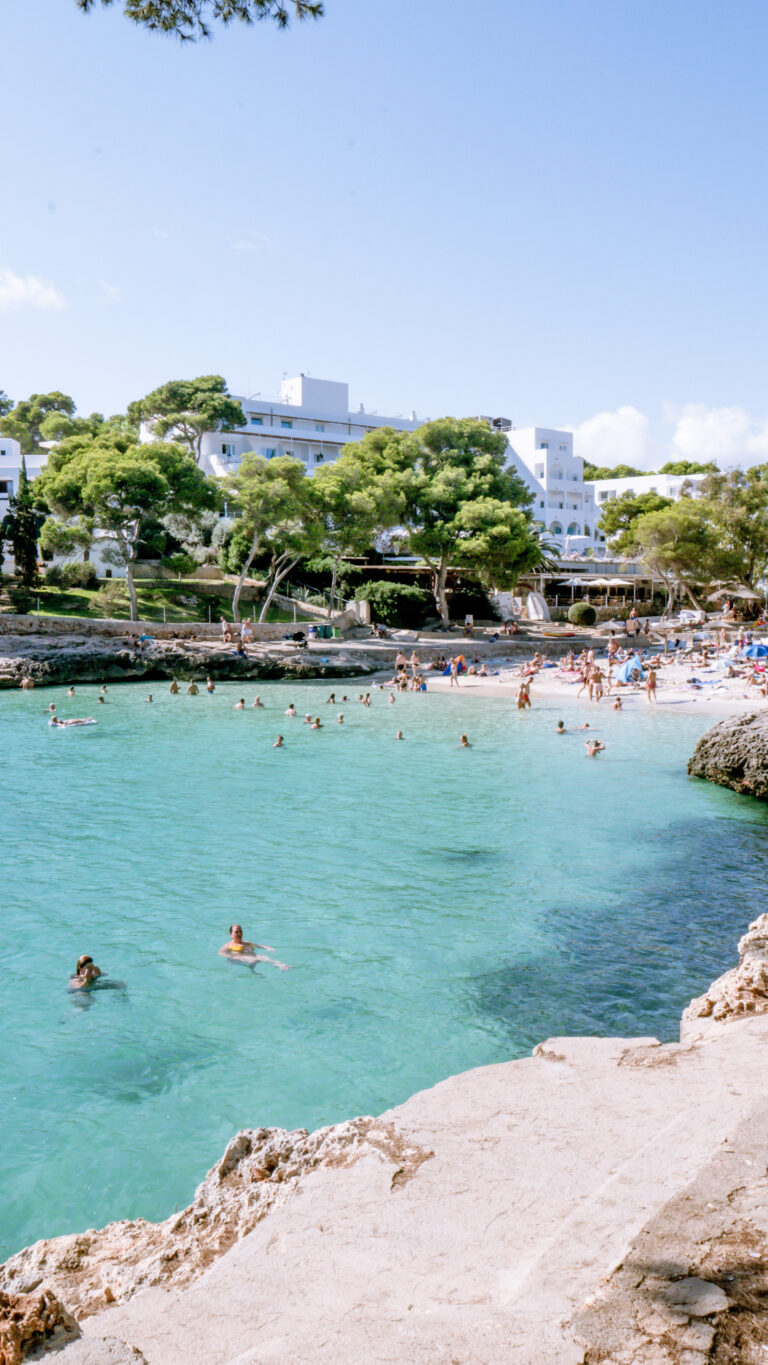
423 647 768 719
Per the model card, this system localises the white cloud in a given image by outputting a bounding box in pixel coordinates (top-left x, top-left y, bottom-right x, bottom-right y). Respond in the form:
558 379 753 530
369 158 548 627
666 403 768 464
97 280 122 306
231 231 272 253
569 405 655 470
0 267 66 314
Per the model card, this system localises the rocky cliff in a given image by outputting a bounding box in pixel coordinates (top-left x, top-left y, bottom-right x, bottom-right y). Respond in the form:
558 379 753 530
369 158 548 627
688 708 768 801
4 920 768 1363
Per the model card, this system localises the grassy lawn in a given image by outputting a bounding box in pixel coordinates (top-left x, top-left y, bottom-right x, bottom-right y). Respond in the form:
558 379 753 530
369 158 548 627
0 580 305 625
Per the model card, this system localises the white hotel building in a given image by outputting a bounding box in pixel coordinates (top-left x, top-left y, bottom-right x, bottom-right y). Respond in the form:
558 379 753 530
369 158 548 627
194 374 423 479
504 426 599 548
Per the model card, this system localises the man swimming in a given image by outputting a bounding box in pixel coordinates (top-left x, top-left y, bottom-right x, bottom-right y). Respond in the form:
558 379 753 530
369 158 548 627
69 955 102 990
585 740 606 757
234 698 245 710
556 720 566 733
285 703 297 717
274 735 284 747
252 696 264 707
50 716 97 727
460 733 471 747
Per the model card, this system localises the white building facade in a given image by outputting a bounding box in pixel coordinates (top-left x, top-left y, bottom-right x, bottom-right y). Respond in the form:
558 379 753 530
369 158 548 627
193 374 423 479
0 439 49 519
505 426 598 549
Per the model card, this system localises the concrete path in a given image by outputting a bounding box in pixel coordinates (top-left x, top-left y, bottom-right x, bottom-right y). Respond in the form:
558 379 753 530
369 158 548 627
41 1017 768 1364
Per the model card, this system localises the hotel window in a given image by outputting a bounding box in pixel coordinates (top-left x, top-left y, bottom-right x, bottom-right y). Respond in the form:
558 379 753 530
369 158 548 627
559 444 567 452
535 464 544 478
265 448 276 458
0 481 11 495
315 423 325 432
539 500 544 508
540 441 549 449
221 443 235 458
281 419 293 429
250 417 263 426
315 453 324 463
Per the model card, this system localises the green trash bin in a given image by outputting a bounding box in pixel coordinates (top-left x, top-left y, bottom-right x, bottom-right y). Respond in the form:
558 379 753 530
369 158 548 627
332 627 340 639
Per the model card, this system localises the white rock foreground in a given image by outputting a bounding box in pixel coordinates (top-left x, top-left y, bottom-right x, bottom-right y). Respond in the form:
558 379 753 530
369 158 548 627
5 923 768 1364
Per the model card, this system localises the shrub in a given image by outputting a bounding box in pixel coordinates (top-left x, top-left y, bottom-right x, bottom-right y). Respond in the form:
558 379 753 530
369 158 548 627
91 580 129 618
60 562 99 590
162 552 198 576
353 581 430 629
7 587 34 614
44 564 65 588
568 600 597 627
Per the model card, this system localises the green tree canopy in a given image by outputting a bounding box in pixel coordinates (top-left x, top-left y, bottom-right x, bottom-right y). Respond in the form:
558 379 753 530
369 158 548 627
7 458 43 588
0 392 76 452
582 462 647 481
222 454 322 621
312 455 383 616
598 490 673 548
698 467 768 590
626 500 733 610
0 391 12 418
76 0 322 40
659 460 719 476
343 418 541 625
36 435 219 619
128 376 245 464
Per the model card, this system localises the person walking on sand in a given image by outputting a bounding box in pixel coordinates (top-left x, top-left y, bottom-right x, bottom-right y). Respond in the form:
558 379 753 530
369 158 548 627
517 681 531 710
450 657 461 688
646 666 657 704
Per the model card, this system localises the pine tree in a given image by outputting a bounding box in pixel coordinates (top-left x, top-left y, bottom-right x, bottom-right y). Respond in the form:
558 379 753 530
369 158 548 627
9 458 40 587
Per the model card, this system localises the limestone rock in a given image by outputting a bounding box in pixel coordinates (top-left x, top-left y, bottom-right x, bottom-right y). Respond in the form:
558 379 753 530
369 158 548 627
682 913 768 1034
0 1288 79 1364
662 1276 729 1317
687 708 768 800
0 1118 430 1322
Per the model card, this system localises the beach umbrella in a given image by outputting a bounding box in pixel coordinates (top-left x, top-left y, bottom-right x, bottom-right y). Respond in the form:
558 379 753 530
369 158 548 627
743 643 768 658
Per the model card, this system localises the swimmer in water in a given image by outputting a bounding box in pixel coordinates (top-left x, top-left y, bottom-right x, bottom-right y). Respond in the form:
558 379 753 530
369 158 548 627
47 703 56 714
326 693 336 704
50 716 97 727
310 717 322 729
66 687 75 698
187 681 199 695
304 713 312 724
219 924 289 971
69 955 102 990
234 698 245 710
252 696 264 708
556 720 566 733
337 713 344 724
170 679 179 694
460 733 471 747
612 697 623 711
100 684 107 695
395 730 404 740
585 740 606 758
98 695 105 704
274 735 284 747
146 694 153 703
206 677 215 693
388 694 395 705
285 704 296 717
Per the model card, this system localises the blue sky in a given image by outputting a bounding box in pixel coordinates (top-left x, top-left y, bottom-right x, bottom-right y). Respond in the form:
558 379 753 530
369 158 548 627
2 0 768 468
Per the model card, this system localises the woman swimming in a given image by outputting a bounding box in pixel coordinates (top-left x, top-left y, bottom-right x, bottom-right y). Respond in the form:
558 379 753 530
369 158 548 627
218 924 289 971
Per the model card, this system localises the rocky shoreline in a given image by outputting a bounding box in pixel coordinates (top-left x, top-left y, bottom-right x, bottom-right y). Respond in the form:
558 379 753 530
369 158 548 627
688 709 768 802
3 919 768 1364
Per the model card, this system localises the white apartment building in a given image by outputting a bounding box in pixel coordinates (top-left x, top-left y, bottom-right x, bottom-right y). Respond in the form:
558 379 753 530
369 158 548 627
194 374 423 479
589 470 707 509
505 426 598 548
0 438 49 517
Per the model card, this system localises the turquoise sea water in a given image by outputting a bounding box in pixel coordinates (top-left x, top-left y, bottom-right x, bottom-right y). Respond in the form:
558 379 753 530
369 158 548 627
2 679 767 1259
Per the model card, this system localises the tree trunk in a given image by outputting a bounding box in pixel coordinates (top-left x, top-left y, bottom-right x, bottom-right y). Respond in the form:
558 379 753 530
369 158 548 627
682 581 705 611
232 532 259 624
432 558 449 627
327 555 340 619
259 554 300 623
124 549 139 622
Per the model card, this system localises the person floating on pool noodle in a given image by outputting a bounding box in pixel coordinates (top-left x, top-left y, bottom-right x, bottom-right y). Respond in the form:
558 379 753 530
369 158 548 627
219 924 289 971
50 716 97 727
